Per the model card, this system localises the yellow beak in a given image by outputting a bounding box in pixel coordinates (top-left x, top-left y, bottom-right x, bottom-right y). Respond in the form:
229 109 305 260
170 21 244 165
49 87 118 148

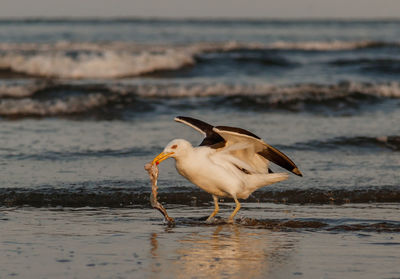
152 152 174 165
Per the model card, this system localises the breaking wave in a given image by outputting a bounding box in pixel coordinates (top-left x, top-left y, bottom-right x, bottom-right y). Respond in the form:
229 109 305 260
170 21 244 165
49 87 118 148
0 50 194 79
0 81 49 98
0 93 110 116
0 81 400 117
0 40 399 79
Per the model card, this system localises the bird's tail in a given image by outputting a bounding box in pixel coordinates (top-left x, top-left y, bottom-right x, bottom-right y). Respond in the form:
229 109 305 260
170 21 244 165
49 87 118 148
240 173 289 199
254 173 289 188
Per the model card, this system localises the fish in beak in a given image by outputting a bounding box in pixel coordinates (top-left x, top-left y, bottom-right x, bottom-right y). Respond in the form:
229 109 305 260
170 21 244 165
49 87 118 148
152 152 174 165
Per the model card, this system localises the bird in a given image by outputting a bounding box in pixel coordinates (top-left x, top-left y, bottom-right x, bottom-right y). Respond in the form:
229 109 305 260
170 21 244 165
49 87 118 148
152 116 302 222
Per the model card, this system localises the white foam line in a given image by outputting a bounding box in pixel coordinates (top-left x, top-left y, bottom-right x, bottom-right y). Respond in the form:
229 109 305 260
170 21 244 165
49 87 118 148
1 81 400 116
0 93 109 116
122 81 400 99
0 81 48 98
0 50 195 79
0 40 399 79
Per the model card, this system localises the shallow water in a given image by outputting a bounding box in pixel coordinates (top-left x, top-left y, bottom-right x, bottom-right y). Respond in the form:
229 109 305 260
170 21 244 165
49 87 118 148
1 18 400 278
1 204 400 279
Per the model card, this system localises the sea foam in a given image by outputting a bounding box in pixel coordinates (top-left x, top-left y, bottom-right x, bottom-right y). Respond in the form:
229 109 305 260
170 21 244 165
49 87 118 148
0 40 399 79
0 50 194 79
1 81 400 117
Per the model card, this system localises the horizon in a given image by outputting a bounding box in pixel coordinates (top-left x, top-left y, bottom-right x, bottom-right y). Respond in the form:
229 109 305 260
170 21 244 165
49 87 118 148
1 15 400 21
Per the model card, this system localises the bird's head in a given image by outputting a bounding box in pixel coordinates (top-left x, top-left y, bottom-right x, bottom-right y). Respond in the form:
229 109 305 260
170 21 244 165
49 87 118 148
152 139 192 165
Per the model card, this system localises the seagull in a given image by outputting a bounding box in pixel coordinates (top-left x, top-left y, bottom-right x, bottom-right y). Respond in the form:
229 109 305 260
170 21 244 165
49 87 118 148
152 116 302 222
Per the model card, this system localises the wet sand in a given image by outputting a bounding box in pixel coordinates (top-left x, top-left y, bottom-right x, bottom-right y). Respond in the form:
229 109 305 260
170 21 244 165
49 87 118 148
1 203 399 279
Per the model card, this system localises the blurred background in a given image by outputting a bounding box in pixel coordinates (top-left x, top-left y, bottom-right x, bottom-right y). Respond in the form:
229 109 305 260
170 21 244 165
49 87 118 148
1 1 400 279
0 0 399 195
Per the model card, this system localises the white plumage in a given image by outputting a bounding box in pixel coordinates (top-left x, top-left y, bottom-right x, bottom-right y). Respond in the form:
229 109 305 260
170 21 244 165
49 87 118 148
152 116 302 222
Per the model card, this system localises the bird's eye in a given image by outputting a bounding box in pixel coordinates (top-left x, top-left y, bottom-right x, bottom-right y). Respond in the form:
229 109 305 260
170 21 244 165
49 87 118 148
171 144 178 149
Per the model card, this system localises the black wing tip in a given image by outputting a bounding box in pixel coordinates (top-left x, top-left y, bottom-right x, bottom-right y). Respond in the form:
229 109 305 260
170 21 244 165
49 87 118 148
292 167 303 177
214 125 261 140
258 148 303 177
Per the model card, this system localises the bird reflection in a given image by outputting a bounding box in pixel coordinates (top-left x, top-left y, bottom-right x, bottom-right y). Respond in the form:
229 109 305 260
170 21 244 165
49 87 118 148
150 232 158 258
149 223 295 279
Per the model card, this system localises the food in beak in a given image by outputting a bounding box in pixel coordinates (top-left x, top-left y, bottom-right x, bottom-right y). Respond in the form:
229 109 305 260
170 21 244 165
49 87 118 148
144 162 174 224
152 152 174 165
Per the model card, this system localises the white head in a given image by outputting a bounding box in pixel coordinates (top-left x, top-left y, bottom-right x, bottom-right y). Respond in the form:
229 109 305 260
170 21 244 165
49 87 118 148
152 139 193 165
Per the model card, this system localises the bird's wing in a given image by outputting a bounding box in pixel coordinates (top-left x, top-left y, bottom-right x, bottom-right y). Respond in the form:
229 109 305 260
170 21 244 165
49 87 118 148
174 116 225 147
213 126 303 176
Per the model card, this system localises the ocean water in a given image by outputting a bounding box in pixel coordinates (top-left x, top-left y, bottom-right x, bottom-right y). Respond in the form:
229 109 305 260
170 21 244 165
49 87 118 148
1 19 400 278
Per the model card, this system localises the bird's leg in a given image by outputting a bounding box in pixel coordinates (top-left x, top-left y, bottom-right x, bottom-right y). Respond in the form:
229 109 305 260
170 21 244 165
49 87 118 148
228 196 241 223
206 195 219 222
